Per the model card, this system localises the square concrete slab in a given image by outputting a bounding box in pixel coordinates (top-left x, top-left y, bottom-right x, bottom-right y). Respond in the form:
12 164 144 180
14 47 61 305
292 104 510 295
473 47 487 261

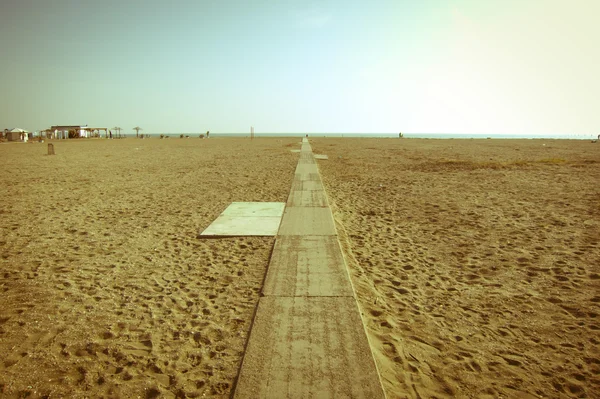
286 190 328 207
200 202 285 236
263 236 354 297
221 202 285 217
233 297 386 399
278 207 336 236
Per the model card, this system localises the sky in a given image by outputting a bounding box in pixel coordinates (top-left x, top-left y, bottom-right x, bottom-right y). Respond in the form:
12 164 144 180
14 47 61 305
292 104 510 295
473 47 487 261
0 0 598 135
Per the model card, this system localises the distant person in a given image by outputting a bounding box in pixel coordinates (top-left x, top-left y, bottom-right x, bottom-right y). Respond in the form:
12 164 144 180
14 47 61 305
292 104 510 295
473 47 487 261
109 130 112 139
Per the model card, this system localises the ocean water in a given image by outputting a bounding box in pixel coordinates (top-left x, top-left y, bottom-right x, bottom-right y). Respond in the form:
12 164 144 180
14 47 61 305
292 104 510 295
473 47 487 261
146 132 597 140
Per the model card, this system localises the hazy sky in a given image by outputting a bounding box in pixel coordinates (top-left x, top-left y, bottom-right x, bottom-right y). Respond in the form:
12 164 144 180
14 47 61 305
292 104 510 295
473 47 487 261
1 0 598 134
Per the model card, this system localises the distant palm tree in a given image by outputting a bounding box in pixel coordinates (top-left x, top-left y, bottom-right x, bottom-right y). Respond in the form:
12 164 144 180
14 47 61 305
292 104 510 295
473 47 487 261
133 126 142 138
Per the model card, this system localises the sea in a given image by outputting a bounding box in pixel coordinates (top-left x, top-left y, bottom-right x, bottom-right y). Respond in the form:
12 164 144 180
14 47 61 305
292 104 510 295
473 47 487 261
145 132 597 140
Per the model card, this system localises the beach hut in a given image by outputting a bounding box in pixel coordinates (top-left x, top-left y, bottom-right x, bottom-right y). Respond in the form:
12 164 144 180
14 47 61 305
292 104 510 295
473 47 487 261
6 128 28 141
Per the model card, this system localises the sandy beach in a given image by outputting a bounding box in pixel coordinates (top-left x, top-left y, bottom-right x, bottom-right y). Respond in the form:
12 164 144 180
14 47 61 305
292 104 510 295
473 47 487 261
0 138 298 398
1 137 599 398
311 138 600 398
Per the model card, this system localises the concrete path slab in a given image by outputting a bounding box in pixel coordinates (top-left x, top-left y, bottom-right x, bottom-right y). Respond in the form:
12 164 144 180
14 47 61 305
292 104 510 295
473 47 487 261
287 189 329 207
263 236 353 296
278 207 336 236
233 296 386 399
294 163 319 176
294 171 321 182
299 152 315 161
290 179 325 192
314 154 329 160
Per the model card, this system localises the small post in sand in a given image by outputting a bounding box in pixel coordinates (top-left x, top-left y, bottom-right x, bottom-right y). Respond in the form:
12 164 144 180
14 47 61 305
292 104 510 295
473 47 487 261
47 143 55 155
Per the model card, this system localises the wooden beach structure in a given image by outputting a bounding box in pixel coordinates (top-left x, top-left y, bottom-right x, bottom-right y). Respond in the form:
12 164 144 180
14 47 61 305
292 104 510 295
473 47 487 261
233 138 385 398
46 125 108 139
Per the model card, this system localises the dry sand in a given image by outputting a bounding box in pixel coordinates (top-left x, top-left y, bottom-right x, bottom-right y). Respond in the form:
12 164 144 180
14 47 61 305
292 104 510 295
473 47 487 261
0 138 297 398
1 137 599 398
310 138 600 398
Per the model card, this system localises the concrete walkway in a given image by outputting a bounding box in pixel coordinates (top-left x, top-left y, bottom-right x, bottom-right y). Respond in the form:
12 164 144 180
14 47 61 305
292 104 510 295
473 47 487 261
233 139 386 398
